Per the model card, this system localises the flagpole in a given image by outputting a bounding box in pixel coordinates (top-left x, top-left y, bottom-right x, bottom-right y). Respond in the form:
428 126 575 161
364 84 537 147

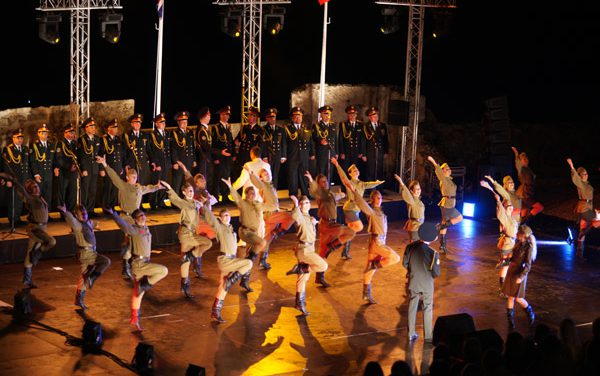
318 1 328 108
154 0 165 128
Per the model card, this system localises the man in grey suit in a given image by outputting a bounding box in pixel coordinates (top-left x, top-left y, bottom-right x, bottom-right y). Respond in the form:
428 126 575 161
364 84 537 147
403 222 441 342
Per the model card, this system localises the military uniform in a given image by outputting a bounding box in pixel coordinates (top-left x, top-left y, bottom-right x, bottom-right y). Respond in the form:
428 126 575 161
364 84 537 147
100 119 126 209
363 107 389 181
2 129 30 225
195 107 212 181
235 107 265 171
148 113 171 209
263 108 286 188
284 107 314 197
170 111 196 196
211 107 235 201
54 125 79 211
491 177 522 222
78 117 103 214
29 124 55 209
400 183 425 242
339 105 366 174
502 234 536 299
124 114 151 185
312 105 338 180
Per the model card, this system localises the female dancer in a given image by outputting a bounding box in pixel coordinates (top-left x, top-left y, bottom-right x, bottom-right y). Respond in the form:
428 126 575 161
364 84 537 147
502 225 537 329
484 175 522 223
58 204 111 310
567 158 599 257
481 180 519 297
285 195 328 315
202 204 253 323
162 181 212 299
395 174 425 242
342 180 400 304
512 147 544 223
0 173 56 288
331 157 383 259
427 156 463 253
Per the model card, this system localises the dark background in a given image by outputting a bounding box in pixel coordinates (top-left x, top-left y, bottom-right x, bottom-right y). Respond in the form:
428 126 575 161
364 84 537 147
3 0 598 125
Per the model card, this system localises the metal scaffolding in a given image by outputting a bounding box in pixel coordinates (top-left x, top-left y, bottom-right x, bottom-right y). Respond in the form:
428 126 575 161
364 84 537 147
214 0 290 124
375 0 456 183
37 0 123 119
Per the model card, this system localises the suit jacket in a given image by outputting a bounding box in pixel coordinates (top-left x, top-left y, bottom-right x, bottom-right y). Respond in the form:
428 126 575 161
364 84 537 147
29 140 55 178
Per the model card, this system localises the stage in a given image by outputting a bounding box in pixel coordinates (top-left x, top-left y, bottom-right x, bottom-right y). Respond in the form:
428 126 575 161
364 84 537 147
0 195 599 375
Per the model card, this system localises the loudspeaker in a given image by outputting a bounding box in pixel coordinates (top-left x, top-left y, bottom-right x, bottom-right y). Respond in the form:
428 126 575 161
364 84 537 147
466 328 504 354
388 99 410 126
433 313 476 348
132 343 154 375
13 289 32 320
82 319 103 353
186 364 206 376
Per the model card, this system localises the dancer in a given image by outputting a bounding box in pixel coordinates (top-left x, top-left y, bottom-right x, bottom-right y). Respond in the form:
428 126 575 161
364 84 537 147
332 157 383 260
0 173 56 288
96 155 165 280
306 171 356 287
427 156 463 254
202 204 253 323
57 204 111 310
484 175 522 223
107 207 168 331
285 195 328 315
222 177 277 289
403 222 440 342
503 225 537 330
567 158 599 258
481 180 519 297
246 166 295 270
161 181 212 299
395 174 425 242
512 147 544 223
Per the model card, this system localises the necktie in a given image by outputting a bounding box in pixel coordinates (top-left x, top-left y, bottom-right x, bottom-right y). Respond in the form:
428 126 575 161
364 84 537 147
42 142 46 148
17 146 21 152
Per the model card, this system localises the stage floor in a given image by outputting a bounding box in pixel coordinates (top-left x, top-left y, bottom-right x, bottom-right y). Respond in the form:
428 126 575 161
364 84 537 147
0 219 599 375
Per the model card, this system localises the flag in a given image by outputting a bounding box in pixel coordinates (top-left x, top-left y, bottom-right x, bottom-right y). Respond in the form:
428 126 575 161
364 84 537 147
318 0 329 5
157 0 164 20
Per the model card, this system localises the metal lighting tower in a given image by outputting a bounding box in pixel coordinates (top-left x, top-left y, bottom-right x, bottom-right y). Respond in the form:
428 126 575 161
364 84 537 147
37 1 123 119
214 0 290 125
375 0 456 182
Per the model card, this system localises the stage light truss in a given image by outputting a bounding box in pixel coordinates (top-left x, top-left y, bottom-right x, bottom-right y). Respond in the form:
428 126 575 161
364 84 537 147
374 0 456 184
37 0 123 119
214 0 291 125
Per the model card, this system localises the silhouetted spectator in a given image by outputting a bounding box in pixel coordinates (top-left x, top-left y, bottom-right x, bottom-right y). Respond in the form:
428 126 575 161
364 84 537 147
559 318 583 365
504 331 526 374
433 343 452 364
364 361 384 376
429 359 451 376
390 360 413 376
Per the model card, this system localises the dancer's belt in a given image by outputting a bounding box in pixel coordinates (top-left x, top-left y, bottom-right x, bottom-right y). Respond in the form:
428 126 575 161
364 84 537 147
299 241 314 246
29 221 47 226
442 195 456 199
500 233 516 241
579 199 592 203
409 217 424 223
219 252 235 259
134 255 150 262
321 218 337 224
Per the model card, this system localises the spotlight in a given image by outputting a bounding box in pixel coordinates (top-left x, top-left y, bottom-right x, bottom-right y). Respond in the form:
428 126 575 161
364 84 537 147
380 7 399 35
264 6 285 36
37 13 62 45
463 202 476 218
221 7 242 38
99 12 123 43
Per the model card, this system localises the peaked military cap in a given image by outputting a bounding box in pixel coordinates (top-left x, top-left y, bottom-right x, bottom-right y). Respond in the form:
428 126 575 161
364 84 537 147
106 118 118 128
264 107 278 117
365 106 379 116
82 116 96 128
153 113 166 122
247 106 260 116
345 105 358 114
12 129 24 137
217 106 231 115
197 106 210 119
63 124 76 133
418 222 438 242
129 114 143 123
174 111 190 121
318 105 333 114
290 106 304 116
37 124 50 132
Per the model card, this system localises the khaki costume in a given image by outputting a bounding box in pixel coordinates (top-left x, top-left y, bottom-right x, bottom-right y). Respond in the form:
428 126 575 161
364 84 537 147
248 172 295 240
571 171 595 221
496 201 518 256
335 164 382 223
400 184 425 241
515 158 537 207
230 185 277 248
309 180 356 258
434 163 461 221
492 179 522 222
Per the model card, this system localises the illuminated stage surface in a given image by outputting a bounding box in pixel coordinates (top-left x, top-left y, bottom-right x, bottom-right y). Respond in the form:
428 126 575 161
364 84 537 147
1 213 600 375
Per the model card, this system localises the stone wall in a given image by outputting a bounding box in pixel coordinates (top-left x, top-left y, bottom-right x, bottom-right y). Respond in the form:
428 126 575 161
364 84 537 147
0 100 135 149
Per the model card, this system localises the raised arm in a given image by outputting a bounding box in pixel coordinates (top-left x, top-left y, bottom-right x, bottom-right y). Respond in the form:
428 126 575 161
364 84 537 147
106 208 137 236
567 158 584 188
57 205 82 232
342 178 374 217
97 156 127 191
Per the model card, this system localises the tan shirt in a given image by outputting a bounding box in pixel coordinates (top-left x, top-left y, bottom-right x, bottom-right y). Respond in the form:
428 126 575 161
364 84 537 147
434 164 457 208
496 201 518 250
167 189 202 230
105 164 162 214
355 193 387 237
64 211 96 251
309 180 344 221
335 164 383 212
16 184 48 224
571 171 594 213
230 186 277 235
401 184 425 231
203 204 237 256
492 180 522 211
248 172 279 210
515 158 535 199
291 205 317 244
112 213 152 258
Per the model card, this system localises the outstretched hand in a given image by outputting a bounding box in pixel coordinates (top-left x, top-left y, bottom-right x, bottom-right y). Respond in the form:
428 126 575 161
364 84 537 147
289 195 298 207
95 155 107 166
566 158 574 169
480 180 493 191
330 157 338 167
303 171 313 182
427 156 436 165
56 204 67 213
221 178 232 187
394 174 403 185
159 180 172 190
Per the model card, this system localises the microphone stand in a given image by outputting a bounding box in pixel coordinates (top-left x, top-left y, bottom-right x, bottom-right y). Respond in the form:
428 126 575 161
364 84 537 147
0 166 28 239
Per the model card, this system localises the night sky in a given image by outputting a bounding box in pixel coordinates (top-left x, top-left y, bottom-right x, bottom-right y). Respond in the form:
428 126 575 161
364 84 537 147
3 0 598 125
